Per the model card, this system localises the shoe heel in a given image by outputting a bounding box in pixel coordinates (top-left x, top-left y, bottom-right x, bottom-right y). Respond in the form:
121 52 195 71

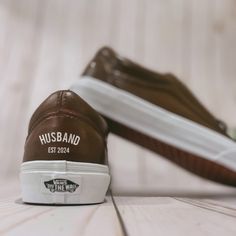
20 161 110 204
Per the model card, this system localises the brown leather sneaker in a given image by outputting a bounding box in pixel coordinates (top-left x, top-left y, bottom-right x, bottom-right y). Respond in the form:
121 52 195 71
71 47 236 187
20 90 110 204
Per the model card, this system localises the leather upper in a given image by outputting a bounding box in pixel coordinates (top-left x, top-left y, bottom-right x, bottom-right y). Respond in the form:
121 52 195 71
82 46 228 136
23 90 108 164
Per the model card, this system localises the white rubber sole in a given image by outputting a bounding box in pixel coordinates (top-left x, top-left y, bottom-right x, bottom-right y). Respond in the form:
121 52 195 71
20 161 110 204
71 76 236 172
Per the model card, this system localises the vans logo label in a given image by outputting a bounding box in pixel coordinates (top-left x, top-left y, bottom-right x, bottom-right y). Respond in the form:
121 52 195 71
44 179 79 193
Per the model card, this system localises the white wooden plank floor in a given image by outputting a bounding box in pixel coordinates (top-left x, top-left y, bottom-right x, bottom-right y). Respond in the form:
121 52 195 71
1 0 236 235
1 179 236 236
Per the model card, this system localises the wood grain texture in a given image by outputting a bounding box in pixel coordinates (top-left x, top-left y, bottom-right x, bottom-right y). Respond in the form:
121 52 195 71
1 0 236 235
0 180 236 236
0 180 123 236
115 196 236 236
